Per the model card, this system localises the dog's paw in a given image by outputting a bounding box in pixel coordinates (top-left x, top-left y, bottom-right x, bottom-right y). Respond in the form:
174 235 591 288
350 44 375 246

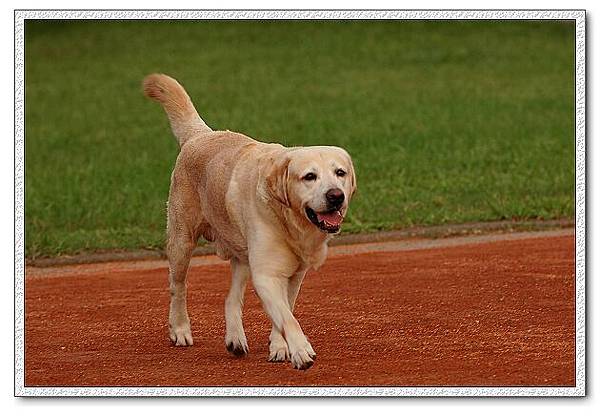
289 342 316 370
169 324 193 346
290 349 316 370
225 336 249 357
268 338 290 362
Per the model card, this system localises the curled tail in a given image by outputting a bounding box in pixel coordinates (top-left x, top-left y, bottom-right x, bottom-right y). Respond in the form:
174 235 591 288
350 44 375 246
143 73 212 146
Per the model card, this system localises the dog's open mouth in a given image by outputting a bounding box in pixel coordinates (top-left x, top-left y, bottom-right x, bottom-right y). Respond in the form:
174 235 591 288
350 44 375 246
305 207 344 233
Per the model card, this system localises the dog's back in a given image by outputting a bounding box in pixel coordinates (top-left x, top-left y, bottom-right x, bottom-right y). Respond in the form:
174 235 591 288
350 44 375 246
176 131 267 259
143 74 285 258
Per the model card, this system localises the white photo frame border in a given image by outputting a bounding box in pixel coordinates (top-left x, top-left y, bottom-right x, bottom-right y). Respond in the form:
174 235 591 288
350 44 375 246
14 9 586 397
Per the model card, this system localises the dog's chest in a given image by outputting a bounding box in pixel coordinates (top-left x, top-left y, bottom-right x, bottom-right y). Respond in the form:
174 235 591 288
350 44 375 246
290 236 329 270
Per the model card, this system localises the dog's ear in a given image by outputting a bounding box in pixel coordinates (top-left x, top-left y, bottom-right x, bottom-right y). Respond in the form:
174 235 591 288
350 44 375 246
350 162 357 197
346 156 357 198
265 154 291 207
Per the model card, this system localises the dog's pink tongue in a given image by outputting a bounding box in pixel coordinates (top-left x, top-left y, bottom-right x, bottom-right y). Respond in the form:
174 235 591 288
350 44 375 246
316 211 343 226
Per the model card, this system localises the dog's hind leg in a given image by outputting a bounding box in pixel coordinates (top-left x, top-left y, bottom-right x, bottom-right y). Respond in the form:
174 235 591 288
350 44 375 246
166 172 202 347
167 235 195 346
224 258 250 356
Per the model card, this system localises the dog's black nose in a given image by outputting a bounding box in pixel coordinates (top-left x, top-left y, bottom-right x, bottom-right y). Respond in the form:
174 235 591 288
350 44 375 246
326 188 345 207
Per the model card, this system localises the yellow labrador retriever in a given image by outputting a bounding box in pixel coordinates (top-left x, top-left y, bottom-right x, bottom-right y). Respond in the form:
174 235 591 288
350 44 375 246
143 74 356 370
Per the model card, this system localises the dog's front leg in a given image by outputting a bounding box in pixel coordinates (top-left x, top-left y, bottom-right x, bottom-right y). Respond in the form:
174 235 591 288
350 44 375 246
268 268 311 362
251 269 315 370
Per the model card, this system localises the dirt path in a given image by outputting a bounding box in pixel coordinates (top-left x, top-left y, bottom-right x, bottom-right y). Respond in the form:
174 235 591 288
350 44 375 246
24 230 575 387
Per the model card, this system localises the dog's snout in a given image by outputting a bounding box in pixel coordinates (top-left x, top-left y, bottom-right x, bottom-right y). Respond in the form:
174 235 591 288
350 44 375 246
326 188 345 207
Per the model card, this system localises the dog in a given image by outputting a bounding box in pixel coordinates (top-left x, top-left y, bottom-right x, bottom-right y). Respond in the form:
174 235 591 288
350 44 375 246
143 74 356 370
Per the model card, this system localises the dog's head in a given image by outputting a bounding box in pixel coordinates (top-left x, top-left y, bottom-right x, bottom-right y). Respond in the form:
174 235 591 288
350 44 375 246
266 146 356 234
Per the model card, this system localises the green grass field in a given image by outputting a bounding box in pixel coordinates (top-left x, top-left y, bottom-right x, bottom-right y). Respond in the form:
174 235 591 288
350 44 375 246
25 20 575 258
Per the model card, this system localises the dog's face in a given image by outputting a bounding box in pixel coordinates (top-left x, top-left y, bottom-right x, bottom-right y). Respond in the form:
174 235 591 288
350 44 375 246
267 146 356 234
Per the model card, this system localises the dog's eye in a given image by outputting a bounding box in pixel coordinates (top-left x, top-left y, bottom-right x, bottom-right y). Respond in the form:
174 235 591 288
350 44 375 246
302 172 317 181
335 169 347 177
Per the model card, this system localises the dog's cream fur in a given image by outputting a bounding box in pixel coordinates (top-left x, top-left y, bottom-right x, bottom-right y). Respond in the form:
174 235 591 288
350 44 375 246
143 74 356 370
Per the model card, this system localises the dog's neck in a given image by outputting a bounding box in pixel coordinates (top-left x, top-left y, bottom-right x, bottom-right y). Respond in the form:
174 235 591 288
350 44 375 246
275 204 332 270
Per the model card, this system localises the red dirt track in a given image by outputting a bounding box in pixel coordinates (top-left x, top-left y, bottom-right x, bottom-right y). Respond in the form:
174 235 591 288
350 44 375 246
25 232 575 387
